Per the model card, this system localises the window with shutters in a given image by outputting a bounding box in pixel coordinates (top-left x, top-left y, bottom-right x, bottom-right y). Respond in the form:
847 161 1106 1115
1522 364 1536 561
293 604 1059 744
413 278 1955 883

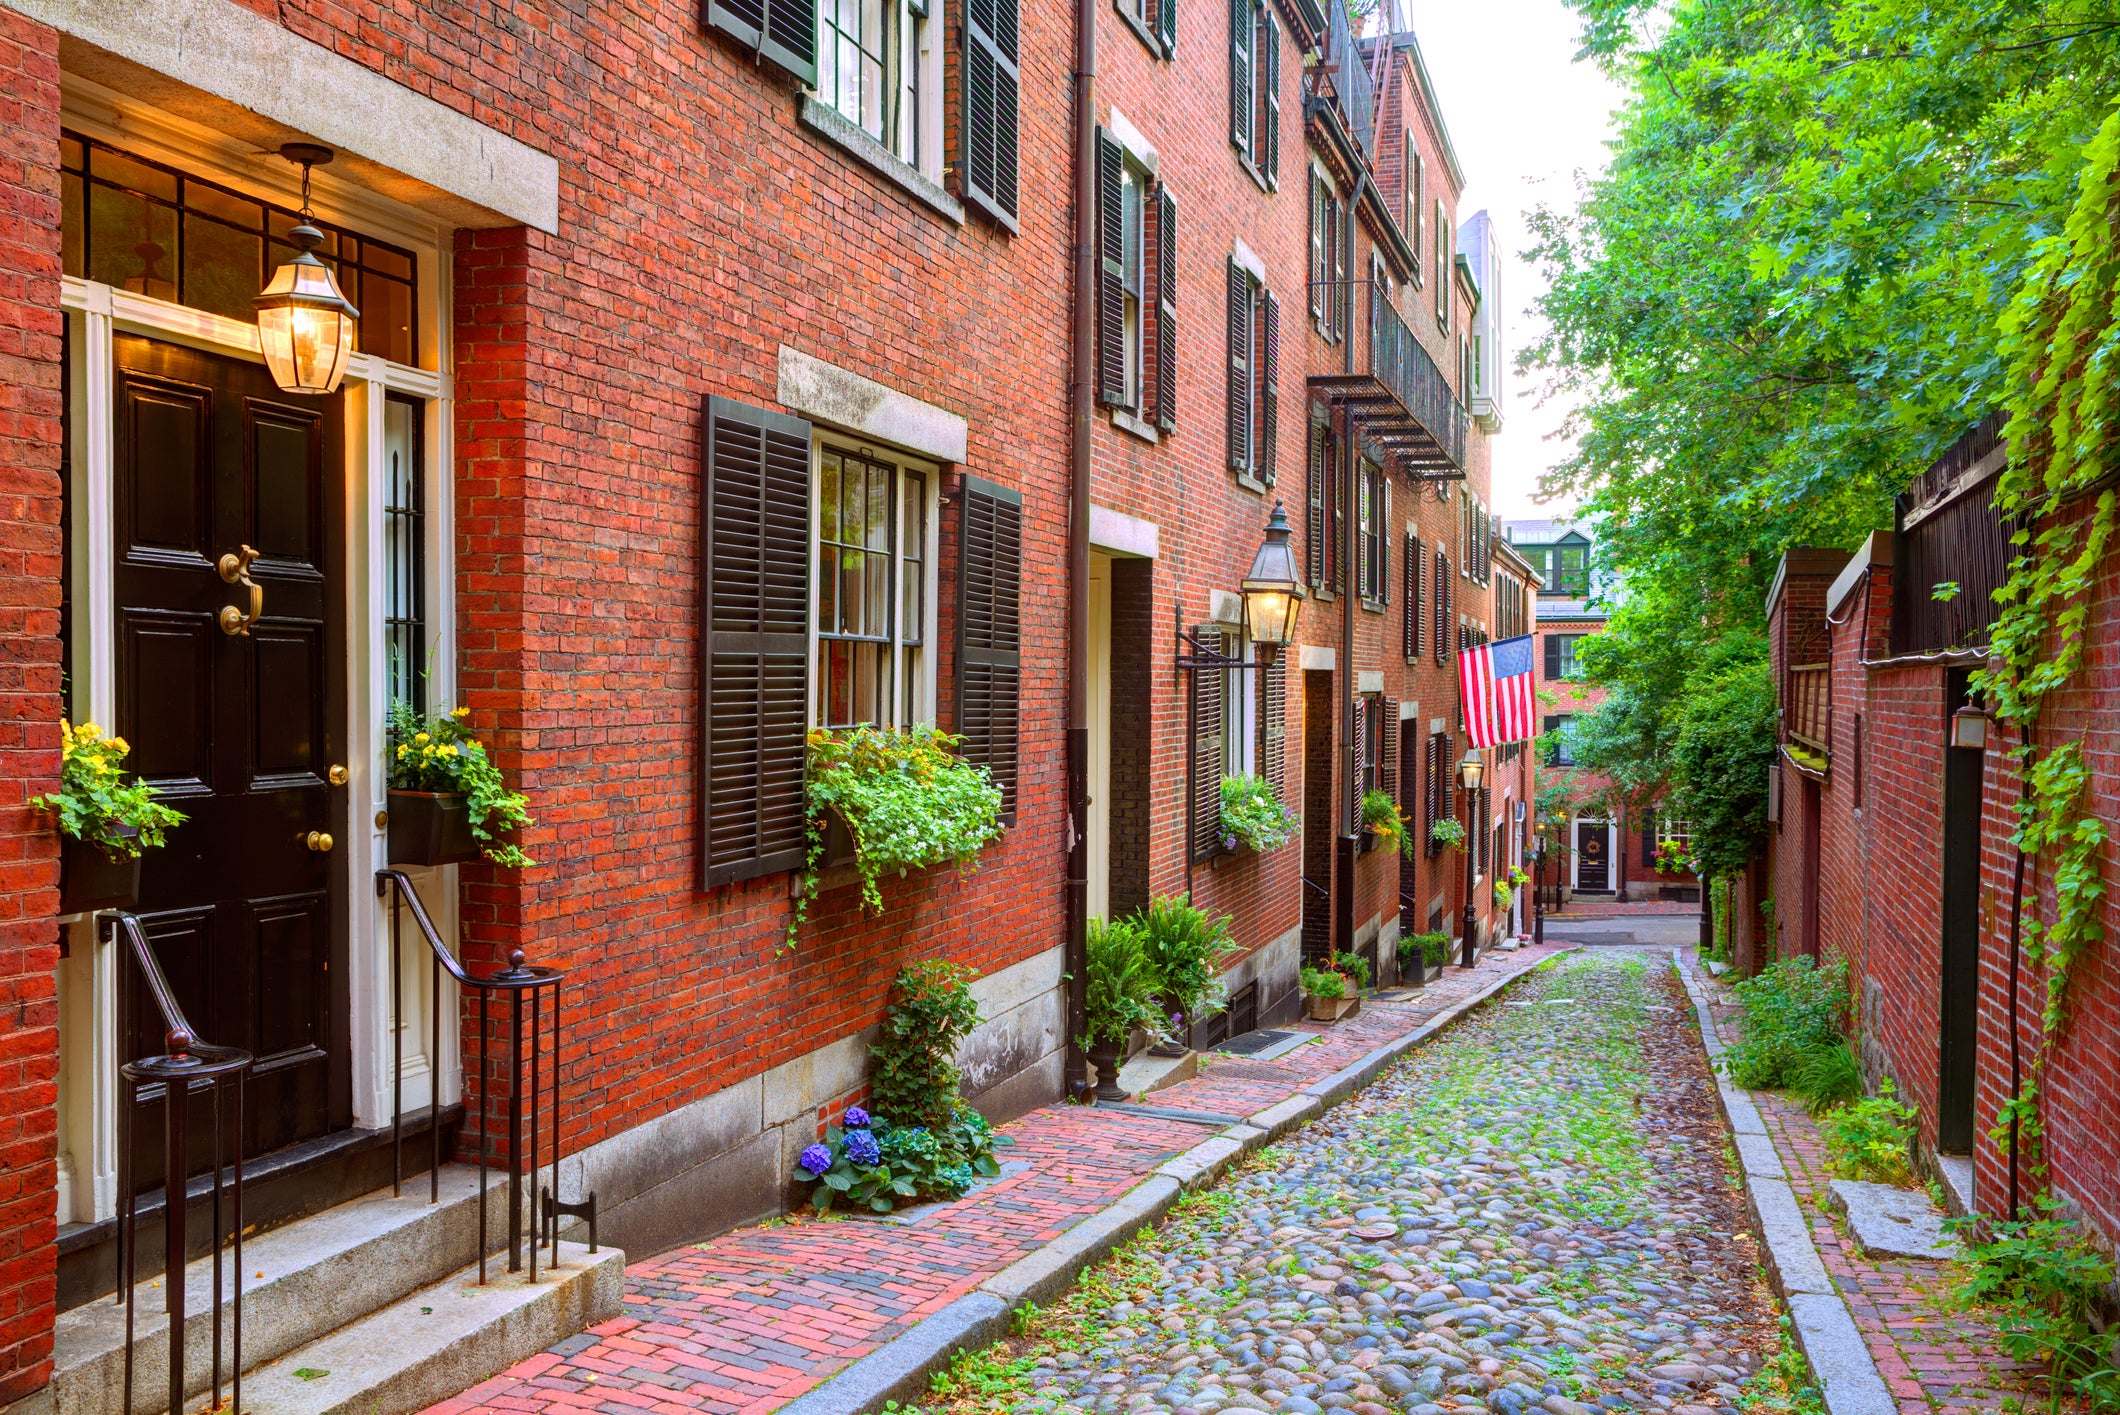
1308 169 1348 342
1190 625 1237 862
1305 409 1340 592
1432 547 1450 664
814 445 939 729
701 396 815 889
1545 713 1578 767
1356 458 1387 605
1402 532 1422 660
1422 731 1448 858
1228 262 1279 486
1434 197 1449 330
1404 139 1423 275
1097 130 1176 435
815 0 936 171
707 0 821 87
1230 0 1279 189
1117 0 1173 57
1543 632 1586 682
958 475 1022 819
961 0 1021 229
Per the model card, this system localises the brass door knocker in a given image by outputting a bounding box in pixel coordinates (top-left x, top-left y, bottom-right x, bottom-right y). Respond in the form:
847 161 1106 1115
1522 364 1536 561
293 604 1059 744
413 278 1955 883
217 545 262 636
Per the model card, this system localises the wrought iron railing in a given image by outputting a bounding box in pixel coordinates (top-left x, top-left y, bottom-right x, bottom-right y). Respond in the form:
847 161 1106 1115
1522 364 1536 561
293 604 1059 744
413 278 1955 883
109 911 252 1415
1322 0 1376 159
377 869 592 1283
1307 280 1468 472
1785 664 1831 755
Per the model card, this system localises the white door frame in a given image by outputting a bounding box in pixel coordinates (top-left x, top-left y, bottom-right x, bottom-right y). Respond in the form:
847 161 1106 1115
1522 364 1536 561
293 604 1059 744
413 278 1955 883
54 253 458 1220
1569 814 1615 894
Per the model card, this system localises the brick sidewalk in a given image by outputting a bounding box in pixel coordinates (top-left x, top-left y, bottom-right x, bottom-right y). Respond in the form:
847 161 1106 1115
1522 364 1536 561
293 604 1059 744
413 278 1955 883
1704 995 2046 1415
423 943 1566 1415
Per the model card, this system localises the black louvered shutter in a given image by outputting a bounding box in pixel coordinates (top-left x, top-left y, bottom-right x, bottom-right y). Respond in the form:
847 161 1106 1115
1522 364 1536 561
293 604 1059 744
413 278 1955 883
1258 290 1280 484
1380 481 1392 604
1642 812 1658 869
1155 187 1178 431
1157 0 1175 56
1436 553 1452 664
703 0 818 84
1542 714 1559 765
1478 787 1491 875
959 475 1023 821
1259 9 1279 185
1404 533 1421 659
1229 0 1252 159
1190 627 1227 862
1544 634 1561 679
701 396 812 888
1259 650 1286 791
1423 733 1443 858
1308 171 1325 323
1305 417 1324 586
1096 129 1125 406
1380 697 1399 805
964 0 1021 228
1355 470 1370 600
1226 260 1251 473
1352 694 1369 797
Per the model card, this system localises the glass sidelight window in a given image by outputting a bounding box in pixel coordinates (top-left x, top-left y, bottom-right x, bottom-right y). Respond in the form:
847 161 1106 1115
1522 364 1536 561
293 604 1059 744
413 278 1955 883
383 396 427 710
815 446 937 728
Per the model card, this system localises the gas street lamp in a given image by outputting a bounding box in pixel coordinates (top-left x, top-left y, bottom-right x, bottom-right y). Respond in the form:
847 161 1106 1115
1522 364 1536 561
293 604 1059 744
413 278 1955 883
1240 501 1306 649
1457 750 1484 967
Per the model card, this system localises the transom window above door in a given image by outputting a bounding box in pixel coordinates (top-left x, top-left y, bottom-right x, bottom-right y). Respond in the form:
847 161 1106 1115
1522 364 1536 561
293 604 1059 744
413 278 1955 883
60 131 419 366
815 445 936 728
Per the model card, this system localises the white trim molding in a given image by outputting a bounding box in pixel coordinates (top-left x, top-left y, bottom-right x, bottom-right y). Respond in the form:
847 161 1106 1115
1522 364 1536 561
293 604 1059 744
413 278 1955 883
13 0 560 231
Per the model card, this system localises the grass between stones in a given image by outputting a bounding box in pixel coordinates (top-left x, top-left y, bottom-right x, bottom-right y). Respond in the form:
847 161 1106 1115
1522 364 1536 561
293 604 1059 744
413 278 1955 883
902 954 1825 1415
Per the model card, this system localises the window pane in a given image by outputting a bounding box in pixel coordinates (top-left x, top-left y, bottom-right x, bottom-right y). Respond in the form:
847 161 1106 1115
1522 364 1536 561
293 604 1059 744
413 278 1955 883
902 471 925 645
88 185 177 300
902 644 923 723
866 459 889 550
184 180 262 227
90 148 178 202
361 272 416 366
839 546 864 634
382 398 426 710
820 452 842 543
61 173 83 279
181 213 263 323
363 241 414 280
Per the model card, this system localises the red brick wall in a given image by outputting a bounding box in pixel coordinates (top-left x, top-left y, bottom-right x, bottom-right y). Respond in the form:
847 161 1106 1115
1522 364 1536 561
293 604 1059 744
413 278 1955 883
1764 559 1840 962
0 11 63 1401
1972 499 2120 1240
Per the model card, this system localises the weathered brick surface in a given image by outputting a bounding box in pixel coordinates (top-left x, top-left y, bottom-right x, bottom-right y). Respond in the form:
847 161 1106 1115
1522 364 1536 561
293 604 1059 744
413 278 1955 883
0 9 63 1402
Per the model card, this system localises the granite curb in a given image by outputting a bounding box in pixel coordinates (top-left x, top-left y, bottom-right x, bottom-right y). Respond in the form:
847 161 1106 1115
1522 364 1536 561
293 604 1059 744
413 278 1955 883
1671 952 1895 1415
780 945 1576 1414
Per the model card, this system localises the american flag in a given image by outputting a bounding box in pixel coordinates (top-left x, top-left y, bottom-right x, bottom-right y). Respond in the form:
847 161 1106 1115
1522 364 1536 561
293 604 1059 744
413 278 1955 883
1458 633 1537 748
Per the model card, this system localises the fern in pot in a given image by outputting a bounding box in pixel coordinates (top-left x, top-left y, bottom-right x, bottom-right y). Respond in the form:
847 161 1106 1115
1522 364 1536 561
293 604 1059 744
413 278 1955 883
1082 917 1167 1101
1135 893 1236 1057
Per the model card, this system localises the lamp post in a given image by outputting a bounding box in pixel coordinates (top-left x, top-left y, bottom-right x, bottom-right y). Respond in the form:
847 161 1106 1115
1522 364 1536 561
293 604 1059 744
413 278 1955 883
1533 838 1546 947
1456 750 1484 968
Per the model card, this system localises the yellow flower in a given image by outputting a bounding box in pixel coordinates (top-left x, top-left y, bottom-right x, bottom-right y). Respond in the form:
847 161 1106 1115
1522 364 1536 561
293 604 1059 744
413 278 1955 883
397 745 410 758
414 732 430 744
109 737 128 754
78 722 102 740
437 744 457 757
453 707 471 719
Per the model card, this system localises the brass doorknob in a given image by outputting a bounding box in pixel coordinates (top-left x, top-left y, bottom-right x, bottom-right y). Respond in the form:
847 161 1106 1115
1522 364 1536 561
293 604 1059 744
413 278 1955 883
328 765 349 785
305 831 335 853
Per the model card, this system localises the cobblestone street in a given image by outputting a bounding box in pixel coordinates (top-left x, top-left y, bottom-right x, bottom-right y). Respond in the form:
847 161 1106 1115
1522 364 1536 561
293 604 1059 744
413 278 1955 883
930 951 1788 1415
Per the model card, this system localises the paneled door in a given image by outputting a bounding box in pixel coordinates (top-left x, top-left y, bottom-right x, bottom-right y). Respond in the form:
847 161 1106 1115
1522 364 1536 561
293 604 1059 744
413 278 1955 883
1575 819 1609 893
113 334 349 1187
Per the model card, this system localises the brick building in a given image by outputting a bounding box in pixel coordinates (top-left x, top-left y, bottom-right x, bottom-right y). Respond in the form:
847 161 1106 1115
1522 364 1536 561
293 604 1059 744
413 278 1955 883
1762 417 2120 1246
0 0 1518 1401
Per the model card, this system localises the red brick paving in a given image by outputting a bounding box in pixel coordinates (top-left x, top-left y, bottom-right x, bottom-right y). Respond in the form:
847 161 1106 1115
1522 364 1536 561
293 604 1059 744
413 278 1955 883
421 944 1564 1415
1706 994 2051 1415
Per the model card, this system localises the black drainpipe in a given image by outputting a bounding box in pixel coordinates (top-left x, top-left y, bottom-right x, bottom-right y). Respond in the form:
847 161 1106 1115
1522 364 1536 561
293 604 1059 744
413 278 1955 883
1064 0 1097 1101
1335 164 1370 958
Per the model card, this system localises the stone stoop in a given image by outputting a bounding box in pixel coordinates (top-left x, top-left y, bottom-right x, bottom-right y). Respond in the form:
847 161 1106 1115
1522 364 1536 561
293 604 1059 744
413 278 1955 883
20 1165 623 1415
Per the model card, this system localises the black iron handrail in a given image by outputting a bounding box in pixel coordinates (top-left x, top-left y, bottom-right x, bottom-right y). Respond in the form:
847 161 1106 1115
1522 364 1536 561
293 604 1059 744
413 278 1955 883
108 911 252 1415
376 869 590 1284
1306 279 1468 472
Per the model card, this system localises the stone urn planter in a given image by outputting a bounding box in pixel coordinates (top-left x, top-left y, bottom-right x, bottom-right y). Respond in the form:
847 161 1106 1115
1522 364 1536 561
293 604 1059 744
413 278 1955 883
1087 1036 1129 1102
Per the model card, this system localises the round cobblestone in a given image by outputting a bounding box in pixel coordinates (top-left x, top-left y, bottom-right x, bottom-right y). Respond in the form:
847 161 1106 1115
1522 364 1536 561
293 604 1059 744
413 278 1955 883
937 952 1784 1414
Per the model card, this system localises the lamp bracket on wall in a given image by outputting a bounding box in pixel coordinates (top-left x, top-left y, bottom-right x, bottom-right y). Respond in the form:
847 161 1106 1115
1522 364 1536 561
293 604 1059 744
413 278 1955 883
1172 607 1260 673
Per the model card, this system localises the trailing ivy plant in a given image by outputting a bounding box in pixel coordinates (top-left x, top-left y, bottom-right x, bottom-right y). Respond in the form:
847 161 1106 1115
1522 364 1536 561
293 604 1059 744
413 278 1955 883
789 725 1005 946
1219 773 1299 853
31 721 185 860
385 702 534 866
1971 104 2120 1189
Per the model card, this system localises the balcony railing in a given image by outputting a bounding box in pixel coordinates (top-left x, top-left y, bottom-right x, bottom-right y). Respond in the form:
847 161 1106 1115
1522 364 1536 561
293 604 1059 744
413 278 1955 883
1785 663 1830 756
1323 0 1376 159
1308 280 1468 471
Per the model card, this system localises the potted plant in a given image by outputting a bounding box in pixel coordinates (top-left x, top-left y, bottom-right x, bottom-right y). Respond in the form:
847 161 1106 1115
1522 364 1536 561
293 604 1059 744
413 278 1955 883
1301 961 1356 1021
1135 893 1236 1056
789 725 1005 945
1428 816 1467 854
1653 839 1693 876
1397 930 1450 986
386 702 534 867
1493 876 1516 912
1361 789 1415 858
32 721 185 913
1219 774 1299 854
1083 916 1166 1100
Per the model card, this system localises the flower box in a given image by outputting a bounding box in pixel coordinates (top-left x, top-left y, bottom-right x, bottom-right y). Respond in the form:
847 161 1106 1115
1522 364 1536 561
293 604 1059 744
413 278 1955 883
60 831 140 913
1401 954 1444 987
386 790 485 866
1306 993 1359 1022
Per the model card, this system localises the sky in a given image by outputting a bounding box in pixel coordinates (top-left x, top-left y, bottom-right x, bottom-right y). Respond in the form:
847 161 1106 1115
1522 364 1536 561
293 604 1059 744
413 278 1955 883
1403 0 1630 520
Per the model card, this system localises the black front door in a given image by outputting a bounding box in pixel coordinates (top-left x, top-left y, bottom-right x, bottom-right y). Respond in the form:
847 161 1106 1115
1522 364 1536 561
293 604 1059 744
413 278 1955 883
1575 820 1609 892
114 335 349 1186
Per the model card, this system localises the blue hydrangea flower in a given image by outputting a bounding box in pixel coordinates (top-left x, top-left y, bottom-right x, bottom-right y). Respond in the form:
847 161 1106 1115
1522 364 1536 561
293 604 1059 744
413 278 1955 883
845 1128 881 1167
797 1143 833 1178
842 1104 870 1128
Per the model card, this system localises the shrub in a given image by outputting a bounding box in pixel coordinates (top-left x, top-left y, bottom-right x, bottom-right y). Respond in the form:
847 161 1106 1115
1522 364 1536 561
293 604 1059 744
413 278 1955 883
1948 1200 2120 1407
1220 774 1299 853
1134 894 1235 1028
871 961 983 1136
1083 917 1166 1048
31 721 184 860
1300 965 1347 1000
387 702 534 866
1412 931 1451 967
1719 955 1849 1089
793 1103 1007 1214
1788 1040 1864 1115
805 725 1004 916
1817 1079 1915 1185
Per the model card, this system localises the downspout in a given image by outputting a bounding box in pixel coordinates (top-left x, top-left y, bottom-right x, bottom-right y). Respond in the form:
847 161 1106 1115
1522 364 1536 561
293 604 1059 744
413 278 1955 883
1337 166 1370 960
2004 717 2033 1221
1064 0 1097 1101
